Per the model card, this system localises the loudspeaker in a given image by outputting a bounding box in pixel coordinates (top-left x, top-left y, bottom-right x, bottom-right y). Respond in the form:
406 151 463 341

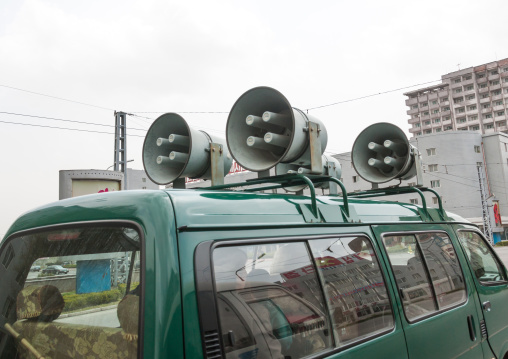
226 87 328 172
142 113 233 185
275 154 342 192
351 122 417 184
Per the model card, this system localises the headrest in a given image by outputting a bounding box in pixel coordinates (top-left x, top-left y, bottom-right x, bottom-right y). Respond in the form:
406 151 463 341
16 285 65 321
117 294 139 342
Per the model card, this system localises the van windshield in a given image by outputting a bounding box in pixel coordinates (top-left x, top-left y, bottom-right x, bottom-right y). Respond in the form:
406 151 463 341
0 225 141 359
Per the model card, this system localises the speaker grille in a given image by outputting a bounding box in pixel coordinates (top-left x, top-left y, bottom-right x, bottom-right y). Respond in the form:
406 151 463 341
203 330 222 359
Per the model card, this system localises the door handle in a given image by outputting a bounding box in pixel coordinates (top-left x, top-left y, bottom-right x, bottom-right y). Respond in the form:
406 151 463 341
467 315 476 341
483 301 492 312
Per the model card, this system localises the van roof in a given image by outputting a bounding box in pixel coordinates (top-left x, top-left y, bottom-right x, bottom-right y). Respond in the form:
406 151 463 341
3 188 469 239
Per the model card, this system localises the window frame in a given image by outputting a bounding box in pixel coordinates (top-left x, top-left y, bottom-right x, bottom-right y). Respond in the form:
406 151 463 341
380 230 469 324
456 229 508 287
196 233 398 358
0 219 146 359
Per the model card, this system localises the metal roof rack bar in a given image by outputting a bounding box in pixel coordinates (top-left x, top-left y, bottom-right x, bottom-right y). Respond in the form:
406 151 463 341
347 186 448 221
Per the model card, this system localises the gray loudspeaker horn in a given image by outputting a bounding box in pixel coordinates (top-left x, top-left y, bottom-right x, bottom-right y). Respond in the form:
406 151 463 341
351 122 418 184
275 154 342 192
226 87 328 172
142 113 233 185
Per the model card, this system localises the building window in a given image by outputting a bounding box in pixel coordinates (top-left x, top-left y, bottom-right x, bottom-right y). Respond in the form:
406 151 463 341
432 100 438 105
444 116 450 121
457 107 465 113
477 162 483 167
477 73 485 79
469 115 478 121
470 125 480 131
435 128 442 133
440 97 448 103
454 98 463 104
428 164 438 172
504 68 508 72
491 70 498 75
457 118 466 124
432 197 441 205
492 90 502 96
427 148 436 156
424 120 431 125
483 103 491 109
474 145 481 153
443 106 450 111
421 102 428 107
414 123 421 128
498 111 505 117
434 118 441 123
430 180 441 188
433 109 439 114
352 176 358 183
444 126 453 131
454 78 461 83
482 93 490 99
491 80 500 86
480 83 487 89
467 94 476 100
464 75 472 80
412 104 419 109
142 178 146 182
486 124 494 129
425 130 431 134
410 199 419 204
468 105 477 111
465 85 474 91
142 186 147 189
423 111 429 116
495 100 504 106
484 114 493 119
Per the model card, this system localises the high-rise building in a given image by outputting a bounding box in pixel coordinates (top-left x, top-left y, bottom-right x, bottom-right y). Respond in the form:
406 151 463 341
405 58 508 137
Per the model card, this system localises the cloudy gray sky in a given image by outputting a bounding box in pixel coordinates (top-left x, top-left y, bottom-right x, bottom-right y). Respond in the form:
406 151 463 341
1 0 507 237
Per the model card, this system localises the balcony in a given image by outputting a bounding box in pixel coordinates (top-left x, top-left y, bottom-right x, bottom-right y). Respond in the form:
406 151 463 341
467 119 480 125
497 125 508 132
440 100 450 106
438 90 449 97
501 71 508 78
464 99 477 106
480 97 491 104
491 84 501 91
463 89 476 96
432 120 442 128
466 109 478 116
442 119 452 126
408 117 420 124
428 93 438 100
503 81 508 88
481 107 492 114
440 110 451 117
492 94 504 101
407 108 419 115
477 77 487 84
409 127 420 133
429 102 440 110
493 104 505 111
479 87 489 94
421 114 430 121
462 78 474 86
406 97 418 106
489 74 500 81
418 94 428 102
482 117 494 124
495 114 507 121
484 127 496 134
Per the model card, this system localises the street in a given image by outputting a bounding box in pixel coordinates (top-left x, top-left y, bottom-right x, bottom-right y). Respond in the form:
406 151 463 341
494 246 508 267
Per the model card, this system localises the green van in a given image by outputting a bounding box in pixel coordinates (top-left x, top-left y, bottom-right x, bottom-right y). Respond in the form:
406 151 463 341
0 180 507 359
1 87 508 359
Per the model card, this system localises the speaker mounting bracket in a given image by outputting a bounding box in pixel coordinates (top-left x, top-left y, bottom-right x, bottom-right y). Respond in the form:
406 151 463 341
210 142 225 186
308 121 323 174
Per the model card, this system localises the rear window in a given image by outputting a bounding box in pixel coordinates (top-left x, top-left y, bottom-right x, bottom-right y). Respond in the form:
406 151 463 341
0 225 142 359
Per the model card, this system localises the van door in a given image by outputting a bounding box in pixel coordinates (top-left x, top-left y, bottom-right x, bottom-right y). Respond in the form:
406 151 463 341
372 225 485 359
454 226 508 359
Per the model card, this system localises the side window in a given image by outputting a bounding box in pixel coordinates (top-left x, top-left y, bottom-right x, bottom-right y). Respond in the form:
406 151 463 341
309 236 394 346
213 243 332 359
458 231 507 284
383 233 466 321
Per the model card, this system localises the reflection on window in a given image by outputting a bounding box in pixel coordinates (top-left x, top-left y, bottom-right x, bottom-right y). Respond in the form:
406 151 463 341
458 231 507 284
213 243 332 359
0 226 141 359
309 237 394 345
383 233 466 321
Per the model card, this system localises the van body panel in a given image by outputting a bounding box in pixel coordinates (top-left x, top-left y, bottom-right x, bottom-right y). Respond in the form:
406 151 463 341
372 224 485 359
453 224 508 359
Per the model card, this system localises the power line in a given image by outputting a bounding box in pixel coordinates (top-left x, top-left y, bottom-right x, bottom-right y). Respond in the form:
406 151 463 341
130 111 228 114
0 119 145 137
0 84 114 112
306 79 443 111
0 111 148 132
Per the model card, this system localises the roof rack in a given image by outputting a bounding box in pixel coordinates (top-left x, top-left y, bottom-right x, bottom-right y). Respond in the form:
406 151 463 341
204 173 447 223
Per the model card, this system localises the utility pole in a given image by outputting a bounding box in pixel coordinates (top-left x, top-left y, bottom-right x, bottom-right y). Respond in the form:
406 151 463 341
477 165 493 244
114 111 128 189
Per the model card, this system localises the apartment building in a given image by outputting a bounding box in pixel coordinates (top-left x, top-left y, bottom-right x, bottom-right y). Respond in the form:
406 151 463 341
405 58 508 137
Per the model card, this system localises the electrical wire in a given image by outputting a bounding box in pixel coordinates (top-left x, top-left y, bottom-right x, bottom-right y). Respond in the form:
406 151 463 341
0 120 145 137
0 111 148 132
0 84 114 111
305 79 443 111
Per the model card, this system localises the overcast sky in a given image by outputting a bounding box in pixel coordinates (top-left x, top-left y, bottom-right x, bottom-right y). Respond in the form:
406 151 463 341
1 0 507 237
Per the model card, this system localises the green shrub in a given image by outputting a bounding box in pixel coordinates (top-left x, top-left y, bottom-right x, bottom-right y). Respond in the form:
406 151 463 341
62 288 123 313
495 241 508 247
